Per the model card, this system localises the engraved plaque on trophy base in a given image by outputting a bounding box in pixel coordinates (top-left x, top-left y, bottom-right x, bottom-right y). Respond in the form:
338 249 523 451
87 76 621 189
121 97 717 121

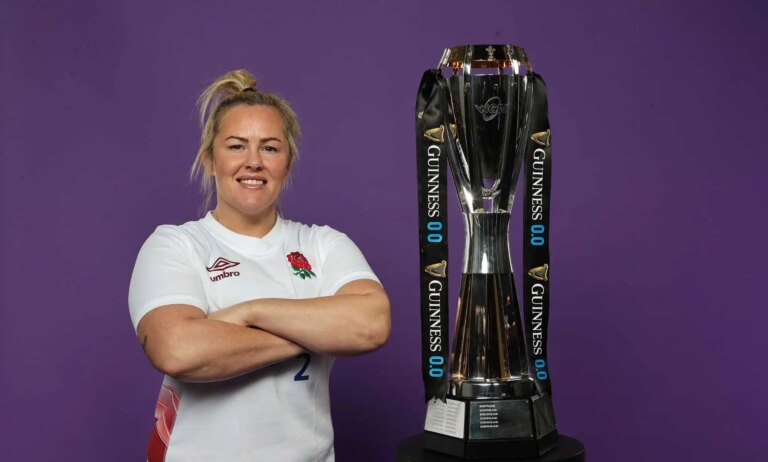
424 395 558 459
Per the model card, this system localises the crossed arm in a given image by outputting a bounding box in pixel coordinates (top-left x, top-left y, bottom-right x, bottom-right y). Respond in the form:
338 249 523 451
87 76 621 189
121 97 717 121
136 279 390 383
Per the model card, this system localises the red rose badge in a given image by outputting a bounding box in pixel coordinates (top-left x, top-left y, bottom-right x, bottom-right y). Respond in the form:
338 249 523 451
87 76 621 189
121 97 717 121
287 251 316 279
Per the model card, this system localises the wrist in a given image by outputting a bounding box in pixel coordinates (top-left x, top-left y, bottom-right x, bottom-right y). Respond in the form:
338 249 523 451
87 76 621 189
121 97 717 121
207 303 250 327
239 299 267 327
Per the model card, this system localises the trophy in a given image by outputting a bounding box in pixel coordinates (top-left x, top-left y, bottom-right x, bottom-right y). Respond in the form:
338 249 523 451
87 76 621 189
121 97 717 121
416 44 560 459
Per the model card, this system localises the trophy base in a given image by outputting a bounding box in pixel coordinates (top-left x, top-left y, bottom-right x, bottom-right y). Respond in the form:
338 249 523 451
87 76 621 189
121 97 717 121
398 434 584 462
423 394 557 460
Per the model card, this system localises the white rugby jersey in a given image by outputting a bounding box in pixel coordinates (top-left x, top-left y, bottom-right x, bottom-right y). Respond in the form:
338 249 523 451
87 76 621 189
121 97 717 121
128 212 379 462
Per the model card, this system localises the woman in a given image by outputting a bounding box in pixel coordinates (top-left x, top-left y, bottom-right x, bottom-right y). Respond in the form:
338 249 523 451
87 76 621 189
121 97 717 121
128 69 390 462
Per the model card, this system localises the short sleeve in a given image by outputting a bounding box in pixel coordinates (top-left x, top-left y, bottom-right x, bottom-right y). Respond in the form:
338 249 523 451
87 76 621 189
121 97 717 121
128 226 208 333
316 226 380 296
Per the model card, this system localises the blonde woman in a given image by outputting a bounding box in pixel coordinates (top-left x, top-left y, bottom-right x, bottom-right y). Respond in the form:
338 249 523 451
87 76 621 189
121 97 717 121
129 69 390 462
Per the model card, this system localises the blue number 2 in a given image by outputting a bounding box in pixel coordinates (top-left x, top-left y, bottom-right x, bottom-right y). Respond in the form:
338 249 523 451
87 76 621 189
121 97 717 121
294 353 311 381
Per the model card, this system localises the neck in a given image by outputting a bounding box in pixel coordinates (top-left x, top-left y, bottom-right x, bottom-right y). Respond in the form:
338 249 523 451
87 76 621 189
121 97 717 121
211 204 278 238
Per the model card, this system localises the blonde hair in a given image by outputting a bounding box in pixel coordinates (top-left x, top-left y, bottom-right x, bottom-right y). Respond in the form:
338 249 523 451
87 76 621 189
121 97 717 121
190 69 301 212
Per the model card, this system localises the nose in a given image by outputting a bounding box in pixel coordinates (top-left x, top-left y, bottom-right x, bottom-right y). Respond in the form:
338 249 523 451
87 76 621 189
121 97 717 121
245 148 263 170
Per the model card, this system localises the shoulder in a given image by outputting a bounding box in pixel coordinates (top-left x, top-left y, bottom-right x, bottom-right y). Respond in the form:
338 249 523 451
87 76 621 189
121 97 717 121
139 216 210 255
281 218 350 250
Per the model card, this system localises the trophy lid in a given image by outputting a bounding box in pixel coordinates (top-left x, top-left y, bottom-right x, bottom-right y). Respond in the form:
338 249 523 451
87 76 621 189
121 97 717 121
438 44 532 74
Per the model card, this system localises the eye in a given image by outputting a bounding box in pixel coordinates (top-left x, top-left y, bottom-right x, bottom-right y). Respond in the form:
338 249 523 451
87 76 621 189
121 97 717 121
227 144 246 151
262 145 278 153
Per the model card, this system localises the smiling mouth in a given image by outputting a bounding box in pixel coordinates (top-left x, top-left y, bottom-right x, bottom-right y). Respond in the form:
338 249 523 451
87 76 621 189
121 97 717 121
238 179 266 185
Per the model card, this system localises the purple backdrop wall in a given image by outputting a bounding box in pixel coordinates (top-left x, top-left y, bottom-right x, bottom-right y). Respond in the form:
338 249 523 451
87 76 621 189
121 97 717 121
2 0 767 460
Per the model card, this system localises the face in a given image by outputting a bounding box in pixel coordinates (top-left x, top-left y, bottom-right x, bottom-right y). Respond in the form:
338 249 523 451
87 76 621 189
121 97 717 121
208 104 291 222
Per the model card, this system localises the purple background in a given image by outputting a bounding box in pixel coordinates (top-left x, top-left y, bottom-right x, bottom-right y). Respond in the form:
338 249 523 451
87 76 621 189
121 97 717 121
2 1 766 460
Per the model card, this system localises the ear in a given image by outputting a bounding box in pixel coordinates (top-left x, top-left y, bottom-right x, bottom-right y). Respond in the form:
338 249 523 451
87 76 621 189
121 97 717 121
286 150 296 172
203 152 215 176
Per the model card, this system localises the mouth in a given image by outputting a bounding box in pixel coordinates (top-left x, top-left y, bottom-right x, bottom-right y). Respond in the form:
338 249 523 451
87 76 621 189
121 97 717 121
238 179 266 185
236 175 267 187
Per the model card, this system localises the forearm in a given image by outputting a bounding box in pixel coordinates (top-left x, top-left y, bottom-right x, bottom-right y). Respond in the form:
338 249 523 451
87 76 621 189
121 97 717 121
141 310 303 383
175 320 303 382
228 285 390 355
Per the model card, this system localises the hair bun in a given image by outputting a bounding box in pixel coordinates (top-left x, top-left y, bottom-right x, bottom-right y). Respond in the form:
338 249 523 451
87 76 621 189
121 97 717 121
229 69 257 93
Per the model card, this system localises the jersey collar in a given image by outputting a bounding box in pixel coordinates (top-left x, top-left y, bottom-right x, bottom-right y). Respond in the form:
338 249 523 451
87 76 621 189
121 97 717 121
201 211 285 256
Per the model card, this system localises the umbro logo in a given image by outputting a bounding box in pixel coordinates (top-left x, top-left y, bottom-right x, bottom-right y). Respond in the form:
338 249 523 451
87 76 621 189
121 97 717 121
207 257 240 272
207 257 241 282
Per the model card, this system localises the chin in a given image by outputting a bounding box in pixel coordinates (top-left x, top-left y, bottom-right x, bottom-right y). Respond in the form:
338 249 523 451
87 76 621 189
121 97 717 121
217 192 278 219
236 203 276 218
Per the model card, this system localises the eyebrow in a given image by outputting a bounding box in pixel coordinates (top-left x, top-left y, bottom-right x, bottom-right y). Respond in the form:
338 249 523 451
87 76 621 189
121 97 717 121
225 135 249 143
225 136 283 143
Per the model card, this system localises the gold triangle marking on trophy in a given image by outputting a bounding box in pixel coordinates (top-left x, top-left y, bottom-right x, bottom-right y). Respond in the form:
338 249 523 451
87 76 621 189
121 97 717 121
417 111 424 120
528 264 549 282
449 124 457 138
531 129 551 147
424 126 445 143
425 260 447 278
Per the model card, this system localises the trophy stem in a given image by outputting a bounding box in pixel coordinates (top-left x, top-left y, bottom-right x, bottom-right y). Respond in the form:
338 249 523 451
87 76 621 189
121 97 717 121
451 213 531 399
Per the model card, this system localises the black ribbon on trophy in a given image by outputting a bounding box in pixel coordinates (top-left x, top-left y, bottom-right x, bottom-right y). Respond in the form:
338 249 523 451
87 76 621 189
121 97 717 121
416 69 451 402
416 69 553 402
523 74 553 397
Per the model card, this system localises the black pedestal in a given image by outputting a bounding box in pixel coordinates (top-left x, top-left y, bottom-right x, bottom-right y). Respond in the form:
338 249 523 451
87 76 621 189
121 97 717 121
397 434 585 462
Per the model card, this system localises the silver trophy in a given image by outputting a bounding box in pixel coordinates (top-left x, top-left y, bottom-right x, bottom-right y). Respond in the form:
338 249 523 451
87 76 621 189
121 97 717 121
422 44 558 459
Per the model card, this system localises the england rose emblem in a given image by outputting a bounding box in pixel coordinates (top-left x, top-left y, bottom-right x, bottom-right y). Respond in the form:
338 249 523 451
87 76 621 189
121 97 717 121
287 251 316 279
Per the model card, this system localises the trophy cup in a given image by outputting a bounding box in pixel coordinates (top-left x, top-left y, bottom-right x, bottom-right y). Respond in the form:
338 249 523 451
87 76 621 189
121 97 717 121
415 44 565 460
